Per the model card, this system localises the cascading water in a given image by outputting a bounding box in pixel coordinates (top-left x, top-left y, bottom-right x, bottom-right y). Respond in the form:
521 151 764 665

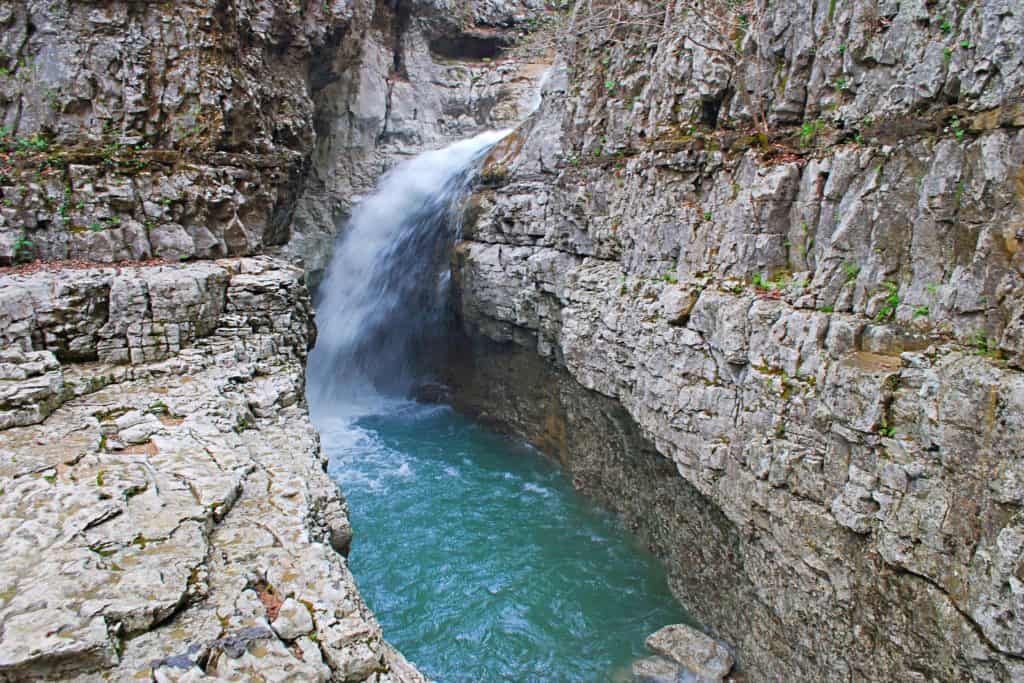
308 130 508 408
307 132 688 681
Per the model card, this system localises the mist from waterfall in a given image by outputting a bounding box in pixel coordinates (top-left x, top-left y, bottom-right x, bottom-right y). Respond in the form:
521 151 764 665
307 130 508 414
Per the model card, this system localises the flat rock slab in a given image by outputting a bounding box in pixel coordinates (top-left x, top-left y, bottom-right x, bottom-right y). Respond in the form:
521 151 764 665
0 258 424 682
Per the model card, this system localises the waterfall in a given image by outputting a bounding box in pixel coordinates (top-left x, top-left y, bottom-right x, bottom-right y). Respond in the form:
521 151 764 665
308 130 509 412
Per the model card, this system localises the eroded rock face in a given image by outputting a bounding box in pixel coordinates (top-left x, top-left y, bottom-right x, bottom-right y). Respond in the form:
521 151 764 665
450 0 1024 679
0 0 549 276
0 258 425 682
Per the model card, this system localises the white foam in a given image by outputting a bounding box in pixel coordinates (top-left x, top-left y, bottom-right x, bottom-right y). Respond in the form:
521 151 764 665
523 482 551 497
307 130 511 408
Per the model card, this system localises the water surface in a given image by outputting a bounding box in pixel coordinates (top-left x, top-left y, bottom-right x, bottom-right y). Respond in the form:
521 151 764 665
317 401 688 682
307 129 688 681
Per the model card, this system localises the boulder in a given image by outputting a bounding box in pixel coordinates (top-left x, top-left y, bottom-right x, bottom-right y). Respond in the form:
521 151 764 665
646 624 734 681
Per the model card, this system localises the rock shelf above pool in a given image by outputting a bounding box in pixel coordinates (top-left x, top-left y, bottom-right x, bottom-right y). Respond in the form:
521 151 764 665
0 258 424 682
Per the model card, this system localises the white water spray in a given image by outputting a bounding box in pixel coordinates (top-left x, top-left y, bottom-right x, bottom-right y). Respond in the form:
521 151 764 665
308 129 509 414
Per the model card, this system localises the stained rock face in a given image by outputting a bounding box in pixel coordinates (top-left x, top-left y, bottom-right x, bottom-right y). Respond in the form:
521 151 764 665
450 0 1024 680
0 258 425 682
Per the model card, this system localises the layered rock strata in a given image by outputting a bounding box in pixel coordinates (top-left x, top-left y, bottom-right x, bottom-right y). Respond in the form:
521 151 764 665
0 0 548 278
450 0 1024 679
0 257 424 682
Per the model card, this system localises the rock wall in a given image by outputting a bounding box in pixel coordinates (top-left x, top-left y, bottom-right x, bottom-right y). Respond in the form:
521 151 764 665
0 0 548 277
0 257 425 681
0 1 554 680
451 0 1024 680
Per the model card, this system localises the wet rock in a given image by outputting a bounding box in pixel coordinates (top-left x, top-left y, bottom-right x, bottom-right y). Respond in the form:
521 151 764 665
631 655 687 682
646 625 734 681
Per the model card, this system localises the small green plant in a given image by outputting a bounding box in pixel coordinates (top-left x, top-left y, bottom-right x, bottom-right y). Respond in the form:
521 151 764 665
480 163 508 185
925 282 939 296
842 262 861 282
663 270 678 284
950 116 965 142
879 420 897 438
604 79 616 92
88 222 105 232
799 119 824 148
12 234 33 263
971 330 1000 358
18 134 49 152
752 272 790 291
913 305 929 319
939 17 952 33
819 305 834 313
702 211 712 221
875 281 900 322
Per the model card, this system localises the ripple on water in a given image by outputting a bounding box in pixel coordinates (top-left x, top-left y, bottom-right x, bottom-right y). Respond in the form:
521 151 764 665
318 403 689 682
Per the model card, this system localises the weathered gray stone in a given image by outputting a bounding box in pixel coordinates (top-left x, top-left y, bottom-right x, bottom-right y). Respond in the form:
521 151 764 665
631 655 687 683
646 624 734 681
271 598 315 642
448 1 1024 679
0 0 550 278
0 258 424 682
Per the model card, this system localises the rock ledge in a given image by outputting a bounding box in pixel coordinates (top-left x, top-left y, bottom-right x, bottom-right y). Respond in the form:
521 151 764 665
0 257 424 682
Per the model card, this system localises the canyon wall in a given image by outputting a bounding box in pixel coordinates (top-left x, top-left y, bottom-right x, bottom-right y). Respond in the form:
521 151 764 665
0 0 546 679
4 0 1024 679
451 0 1024 680
0 0 546 278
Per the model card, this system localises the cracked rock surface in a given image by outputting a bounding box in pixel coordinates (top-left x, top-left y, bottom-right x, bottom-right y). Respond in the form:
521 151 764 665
0 257 424 682
0 0 549 278
450 0 1024 680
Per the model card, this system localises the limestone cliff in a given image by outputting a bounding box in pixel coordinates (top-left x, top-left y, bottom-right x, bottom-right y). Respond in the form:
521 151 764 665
0 257 426 681
451 0 1024 680
0 0 548 679
0 0 547 278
